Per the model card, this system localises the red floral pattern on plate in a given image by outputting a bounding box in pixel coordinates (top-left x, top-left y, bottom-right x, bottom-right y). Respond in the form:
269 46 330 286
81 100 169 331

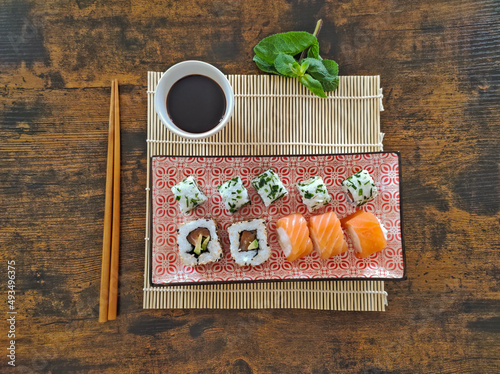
151 153 404 284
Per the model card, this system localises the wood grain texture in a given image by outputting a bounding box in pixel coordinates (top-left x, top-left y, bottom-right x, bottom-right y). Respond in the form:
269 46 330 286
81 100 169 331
0 0 498 373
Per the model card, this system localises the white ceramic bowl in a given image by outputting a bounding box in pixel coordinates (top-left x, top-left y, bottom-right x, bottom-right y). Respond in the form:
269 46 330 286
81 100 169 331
154 61 234 139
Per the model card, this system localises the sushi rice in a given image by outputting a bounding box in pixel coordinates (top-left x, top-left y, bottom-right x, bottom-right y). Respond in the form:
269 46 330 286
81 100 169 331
171 176 208 213
296 176 332 212
340 170 378 207
217 176 251 213
251 169 288 207
177 219 223 266
227 219 270 266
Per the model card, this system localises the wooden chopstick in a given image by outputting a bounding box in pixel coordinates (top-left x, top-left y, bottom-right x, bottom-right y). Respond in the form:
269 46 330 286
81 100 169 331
99 80 115 323
108 79 120 320
99 80 120 322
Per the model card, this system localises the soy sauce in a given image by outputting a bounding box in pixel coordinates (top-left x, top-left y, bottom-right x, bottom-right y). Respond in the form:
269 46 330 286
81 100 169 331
166 75 226 134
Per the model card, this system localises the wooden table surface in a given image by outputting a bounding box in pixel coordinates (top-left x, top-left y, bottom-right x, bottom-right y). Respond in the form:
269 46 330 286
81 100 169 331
1 0 498 372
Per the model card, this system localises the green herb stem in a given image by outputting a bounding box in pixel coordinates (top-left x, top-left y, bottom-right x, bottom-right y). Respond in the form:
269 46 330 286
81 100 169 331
299 19 323 62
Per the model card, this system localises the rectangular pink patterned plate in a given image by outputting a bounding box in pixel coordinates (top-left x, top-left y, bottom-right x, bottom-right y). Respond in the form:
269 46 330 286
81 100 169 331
150 152 405 284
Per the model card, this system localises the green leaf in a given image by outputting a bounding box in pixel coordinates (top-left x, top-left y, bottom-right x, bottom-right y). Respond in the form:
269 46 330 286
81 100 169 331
299 74 327 98
253 31 318 64
274 53 299 77
298 60 310 75
322 59 339 76
320 75 339 92
303 58 339 92
253 55 279 74
319 59 339 91
306 42 321 60
290 61 301 75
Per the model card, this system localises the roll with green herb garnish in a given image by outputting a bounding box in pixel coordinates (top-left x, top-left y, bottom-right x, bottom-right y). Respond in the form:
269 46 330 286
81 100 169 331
251 169 288 207
217 176 250 213
227 219 270 267
340 170 378 207
171 176 208 213
296 176 332 212
177 219 223 266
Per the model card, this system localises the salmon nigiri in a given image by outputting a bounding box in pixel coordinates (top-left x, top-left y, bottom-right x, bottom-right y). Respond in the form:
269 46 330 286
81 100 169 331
308 211 348 259
340 210 388 258
276 213 313 261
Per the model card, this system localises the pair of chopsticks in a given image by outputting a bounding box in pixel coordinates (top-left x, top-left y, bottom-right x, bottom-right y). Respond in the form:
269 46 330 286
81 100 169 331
99 80 120 322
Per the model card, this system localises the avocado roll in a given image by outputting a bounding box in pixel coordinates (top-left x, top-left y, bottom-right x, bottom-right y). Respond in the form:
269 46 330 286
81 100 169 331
296 176 332 212
177 219 223 266
171 176 208 214
217 176 251 213
340 169 378 207
251 169 288 207
227 219 271 266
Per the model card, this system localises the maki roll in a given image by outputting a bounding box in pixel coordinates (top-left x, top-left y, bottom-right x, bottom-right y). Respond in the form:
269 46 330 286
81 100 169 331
171 176 208 213
296 176 332 212
340 170 378 207
177 219 223 266
251 169 288 207
227 219 271 266
217 176 251 213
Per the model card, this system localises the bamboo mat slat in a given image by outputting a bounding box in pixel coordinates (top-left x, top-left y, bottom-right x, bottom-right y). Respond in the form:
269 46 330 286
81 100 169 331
144 72 387 310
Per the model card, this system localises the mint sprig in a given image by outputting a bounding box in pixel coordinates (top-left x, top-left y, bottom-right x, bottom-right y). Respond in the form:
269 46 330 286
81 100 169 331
252 20 339 98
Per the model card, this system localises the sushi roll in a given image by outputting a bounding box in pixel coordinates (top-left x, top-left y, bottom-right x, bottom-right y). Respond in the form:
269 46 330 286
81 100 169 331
340 210 388 258
276 213 313 262
252 169 288 207
308 211 348 259
171 176 208 213
296 176 332 212
177 219 223 266
227 219 271 266
340 169 378 207
217 176 251 213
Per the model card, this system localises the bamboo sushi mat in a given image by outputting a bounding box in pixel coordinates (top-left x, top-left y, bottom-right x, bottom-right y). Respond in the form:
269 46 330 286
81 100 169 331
144 72 388 311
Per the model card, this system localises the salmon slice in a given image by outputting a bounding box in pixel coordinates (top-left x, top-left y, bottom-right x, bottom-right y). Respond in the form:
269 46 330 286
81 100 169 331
276 213 313 261
340 210 387 258
309 211 348 259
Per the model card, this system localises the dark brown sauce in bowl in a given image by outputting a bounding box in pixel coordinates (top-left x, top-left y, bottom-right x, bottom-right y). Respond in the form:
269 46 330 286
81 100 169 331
166 75 226 134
